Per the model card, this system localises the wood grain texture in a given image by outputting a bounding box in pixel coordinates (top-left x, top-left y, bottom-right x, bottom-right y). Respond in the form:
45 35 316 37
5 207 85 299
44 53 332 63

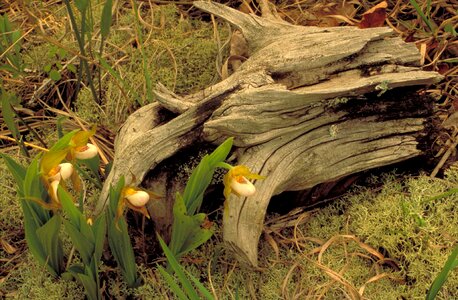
98 1 442 266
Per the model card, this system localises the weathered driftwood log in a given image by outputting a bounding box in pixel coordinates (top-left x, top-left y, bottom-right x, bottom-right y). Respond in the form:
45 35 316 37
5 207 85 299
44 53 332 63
97 1 442 266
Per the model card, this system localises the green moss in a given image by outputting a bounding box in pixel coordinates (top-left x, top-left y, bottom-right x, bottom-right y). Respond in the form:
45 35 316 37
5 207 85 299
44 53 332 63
90 4 229 129
0 155 23 235
0 255 84 299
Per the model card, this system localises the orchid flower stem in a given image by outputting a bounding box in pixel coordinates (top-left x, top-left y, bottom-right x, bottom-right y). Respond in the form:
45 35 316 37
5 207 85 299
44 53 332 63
215 162 233 170
66 246 76 270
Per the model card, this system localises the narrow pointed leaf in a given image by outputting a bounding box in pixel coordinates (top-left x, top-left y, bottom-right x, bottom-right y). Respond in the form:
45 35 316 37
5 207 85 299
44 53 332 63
188 272 214 300
182 137 233 215
58 186 81 228
0 153 26 186
427 244 458 300
93 213 106 261
100 0 113 41
158 235 200 300
63 220 93 265
157 266 190 300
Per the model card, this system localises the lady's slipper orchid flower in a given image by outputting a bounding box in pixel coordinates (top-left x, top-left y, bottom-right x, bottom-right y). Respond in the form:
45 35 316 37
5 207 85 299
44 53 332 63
223 165 265 200
68 127 98 161
47 162 74 182
73 143 98 160
115 187 161 225
125 190 150 207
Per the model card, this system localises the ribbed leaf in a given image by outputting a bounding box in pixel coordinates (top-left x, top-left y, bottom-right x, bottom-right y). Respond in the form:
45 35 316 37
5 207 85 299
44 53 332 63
158 235 200 300
207 137 233 166
106 176 140 288
182 137 233 215
188 271 214 300
20 199 51 274
93 213 106 262
157 266 190 300
58 186 81 228
63 220 93 265
23 158 49 224
107 214 139 287
69 267 99 300
169 193 213 258
74 0 89 13
79 154 102 188
35 214 63 275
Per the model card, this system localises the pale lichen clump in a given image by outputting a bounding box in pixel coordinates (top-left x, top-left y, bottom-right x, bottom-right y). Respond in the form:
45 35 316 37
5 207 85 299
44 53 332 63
0 156 23 238
348 172 458 297
135 170 458 299
1 255 84 299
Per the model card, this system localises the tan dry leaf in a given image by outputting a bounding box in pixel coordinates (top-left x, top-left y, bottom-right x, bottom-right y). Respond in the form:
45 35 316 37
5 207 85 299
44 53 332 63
358 1 388 28
1 238 17 254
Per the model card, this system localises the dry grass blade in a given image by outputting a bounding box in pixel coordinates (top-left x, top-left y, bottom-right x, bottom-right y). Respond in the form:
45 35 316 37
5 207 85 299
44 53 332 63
304 256 362 300
264 231 280 260
316 234 385 264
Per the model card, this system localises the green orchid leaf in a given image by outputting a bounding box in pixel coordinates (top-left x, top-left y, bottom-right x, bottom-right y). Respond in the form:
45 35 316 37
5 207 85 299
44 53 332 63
180 214 213 258
49 129 79 152
58 185 82 228
157 266 190 300
169 193 214 258
0 153 26 188
182 137 233 215
69 268 99 300
21 203 51 275
427 244 458 300
1 91 27 155
108 175 124 213
107 213 140 288
188 270 214 300
79 214 94 243
207 137 233 167
74 0 89 13
100 0 113 41
158 234 200 300
36 214 63 276
93 213 106 262
78 154 102 188
23 157 49 223
63 219 93 265
106 176 140 288
67 263 85 275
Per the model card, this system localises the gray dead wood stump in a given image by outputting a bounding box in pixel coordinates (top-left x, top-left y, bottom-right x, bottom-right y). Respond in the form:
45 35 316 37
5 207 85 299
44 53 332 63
97 1 442 266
